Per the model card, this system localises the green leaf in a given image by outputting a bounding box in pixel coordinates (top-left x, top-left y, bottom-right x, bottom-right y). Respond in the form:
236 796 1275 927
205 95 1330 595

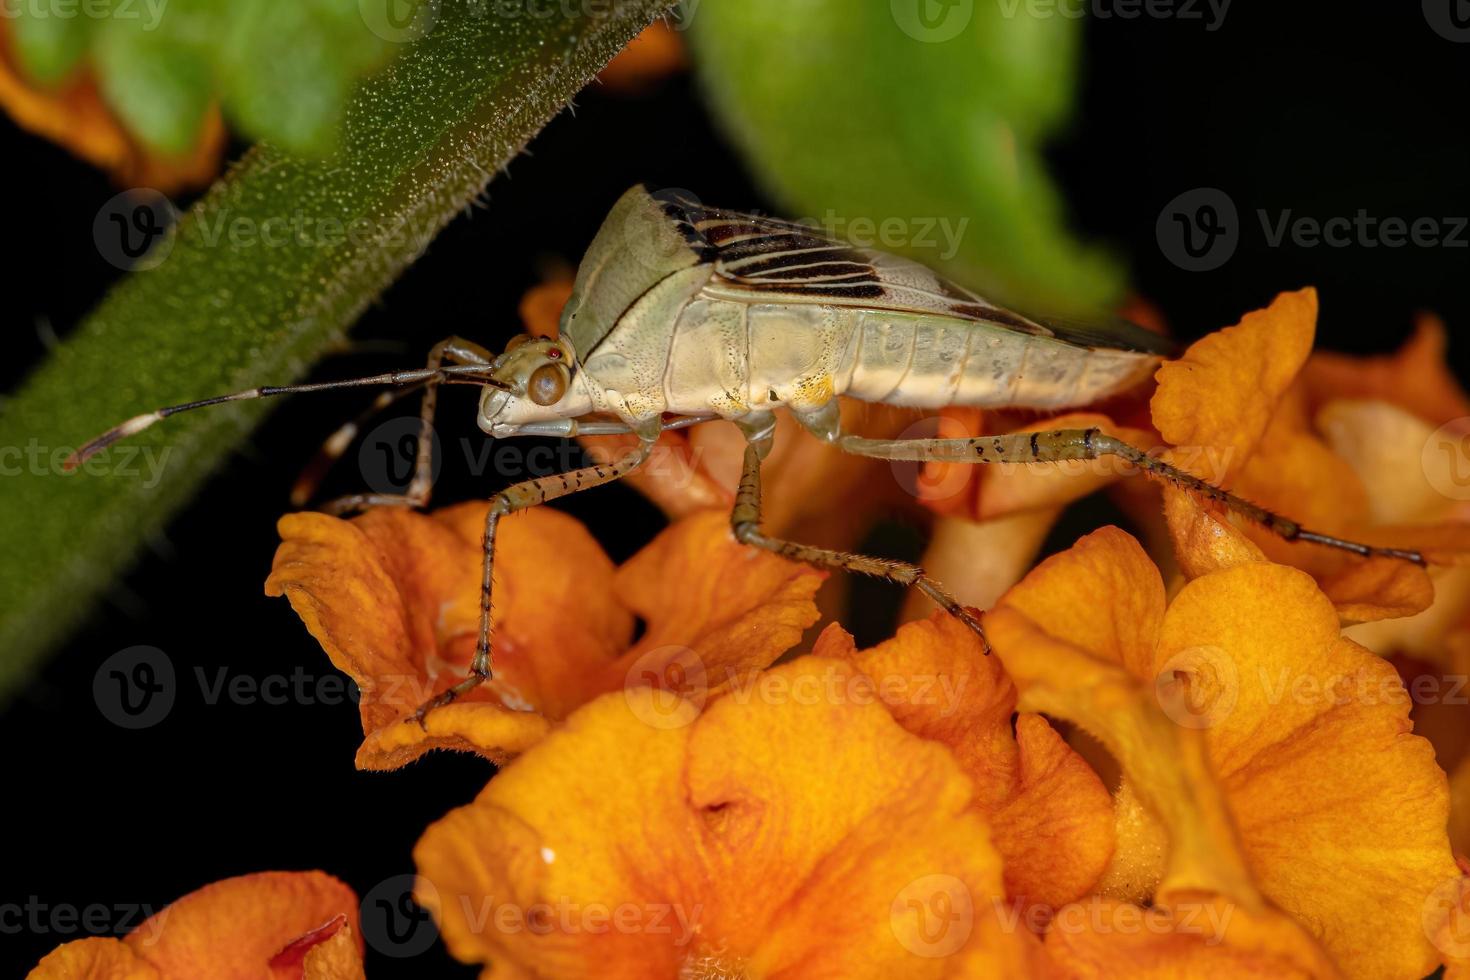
7 0 404 155
685 0 1123 313
0 1 670 700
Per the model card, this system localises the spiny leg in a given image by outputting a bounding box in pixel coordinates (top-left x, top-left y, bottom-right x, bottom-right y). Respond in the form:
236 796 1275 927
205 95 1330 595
728 421 988 650
314 336 494 516
833 427 1425 565
415 438 656 724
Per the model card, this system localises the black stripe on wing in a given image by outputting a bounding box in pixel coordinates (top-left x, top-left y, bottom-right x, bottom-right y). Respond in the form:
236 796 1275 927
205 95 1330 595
655 192 884 295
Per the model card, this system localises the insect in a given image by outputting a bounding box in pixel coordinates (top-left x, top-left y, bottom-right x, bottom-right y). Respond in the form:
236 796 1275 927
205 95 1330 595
68 185 1423 724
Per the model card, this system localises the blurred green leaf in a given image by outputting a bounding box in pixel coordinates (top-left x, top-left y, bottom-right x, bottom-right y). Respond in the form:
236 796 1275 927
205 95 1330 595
686 0 1123 313
9 0 415 155
0 1 668 699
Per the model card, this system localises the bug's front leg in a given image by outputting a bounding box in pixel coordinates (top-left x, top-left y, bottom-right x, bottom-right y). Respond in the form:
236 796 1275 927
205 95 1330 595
729 414 988 649
414 438 656 725
828 424 1424 565
305 336 495 515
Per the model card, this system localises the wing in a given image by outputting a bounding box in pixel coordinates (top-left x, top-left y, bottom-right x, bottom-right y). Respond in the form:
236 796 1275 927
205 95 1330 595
661 191 1175 357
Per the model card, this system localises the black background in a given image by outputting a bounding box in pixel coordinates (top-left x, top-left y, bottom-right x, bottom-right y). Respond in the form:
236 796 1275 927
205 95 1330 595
5 3 1469 974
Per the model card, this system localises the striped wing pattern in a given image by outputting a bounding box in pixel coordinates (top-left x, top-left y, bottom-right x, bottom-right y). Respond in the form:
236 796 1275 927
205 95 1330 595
654 190 1173 356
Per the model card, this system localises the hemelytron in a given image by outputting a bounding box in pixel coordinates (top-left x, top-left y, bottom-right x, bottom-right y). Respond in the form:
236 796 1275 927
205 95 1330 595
69 185 1424 723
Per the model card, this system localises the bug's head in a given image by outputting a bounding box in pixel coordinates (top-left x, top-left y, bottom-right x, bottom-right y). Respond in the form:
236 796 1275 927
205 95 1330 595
478 335 589 436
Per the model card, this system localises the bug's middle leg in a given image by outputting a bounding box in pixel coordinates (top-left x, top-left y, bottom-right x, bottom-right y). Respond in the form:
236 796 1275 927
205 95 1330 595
823 423 1424 565
728 418 988 649
414 438 656 724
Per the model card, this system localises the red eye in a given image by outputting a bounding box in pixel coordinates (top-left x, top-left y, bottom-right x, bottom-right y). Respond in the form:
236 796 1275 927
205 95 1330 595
547 348 562 359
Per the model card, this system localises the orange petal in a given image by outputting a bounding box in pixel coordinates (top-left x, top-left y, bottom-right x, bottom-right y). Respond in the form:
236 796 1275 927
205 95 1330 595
266 504 631 768
600 509 824 702
1043 895 1339 978
518 278 573 340
1158 562 1457 978
123 872 359 980
1152 288 1318 482
596 21 687 92
415 658 1033 977
28 939 161 980
994 528 1458 978
1302 313 1470 428
300 927 366 980
909 509 1063 616
989 525 1165 678
819 614 1115 912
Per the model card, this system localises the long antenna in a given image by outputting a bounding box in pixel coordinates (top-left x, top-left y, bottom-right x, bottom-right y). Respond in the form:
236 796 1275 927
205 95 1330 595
63 364 505 471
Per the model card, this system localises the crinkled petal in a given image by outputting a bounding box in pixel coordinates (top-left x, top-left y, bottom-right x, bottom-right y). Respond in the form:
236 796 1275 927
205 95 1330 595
123 872 359 980
28 939 161 980
1152 288 1318 481
817 615 1115 912
415 658 1032 978
1043 895 1339 978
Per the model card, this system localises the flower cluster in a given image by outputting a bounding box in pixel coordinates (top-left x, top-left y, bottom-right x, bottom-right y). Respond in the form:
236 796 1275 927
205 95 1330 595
31 289 1470 978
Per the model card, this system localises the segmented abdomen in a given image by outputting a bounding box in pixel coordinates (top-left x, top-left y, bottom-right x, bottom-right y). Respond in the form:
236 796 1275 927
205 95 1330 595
646 297 1159 419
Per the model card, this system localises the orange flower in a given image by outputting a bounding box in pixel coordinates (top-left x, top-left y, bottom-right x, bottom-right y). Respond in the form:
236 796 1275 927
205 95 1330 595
266 506 823 770
414 657 1041 977
596 21 687 92
28 872 362 980
986 526 1458 978
812 613 1115 916
920 288 1470 627
0 22 225 192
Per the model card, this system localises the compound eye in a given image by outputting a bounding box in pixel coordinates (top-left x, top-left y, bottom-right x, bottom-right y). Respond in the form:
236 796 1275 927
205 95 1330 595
504 334 533 352
527 364 567 406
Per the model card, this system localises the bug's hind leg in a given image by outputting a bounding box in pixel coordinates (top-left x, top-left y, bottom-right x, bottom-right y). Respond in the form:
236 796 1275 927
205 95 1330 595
307 336 495 516
827 425 1424 565
415 438 657 724
729 416 988 651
